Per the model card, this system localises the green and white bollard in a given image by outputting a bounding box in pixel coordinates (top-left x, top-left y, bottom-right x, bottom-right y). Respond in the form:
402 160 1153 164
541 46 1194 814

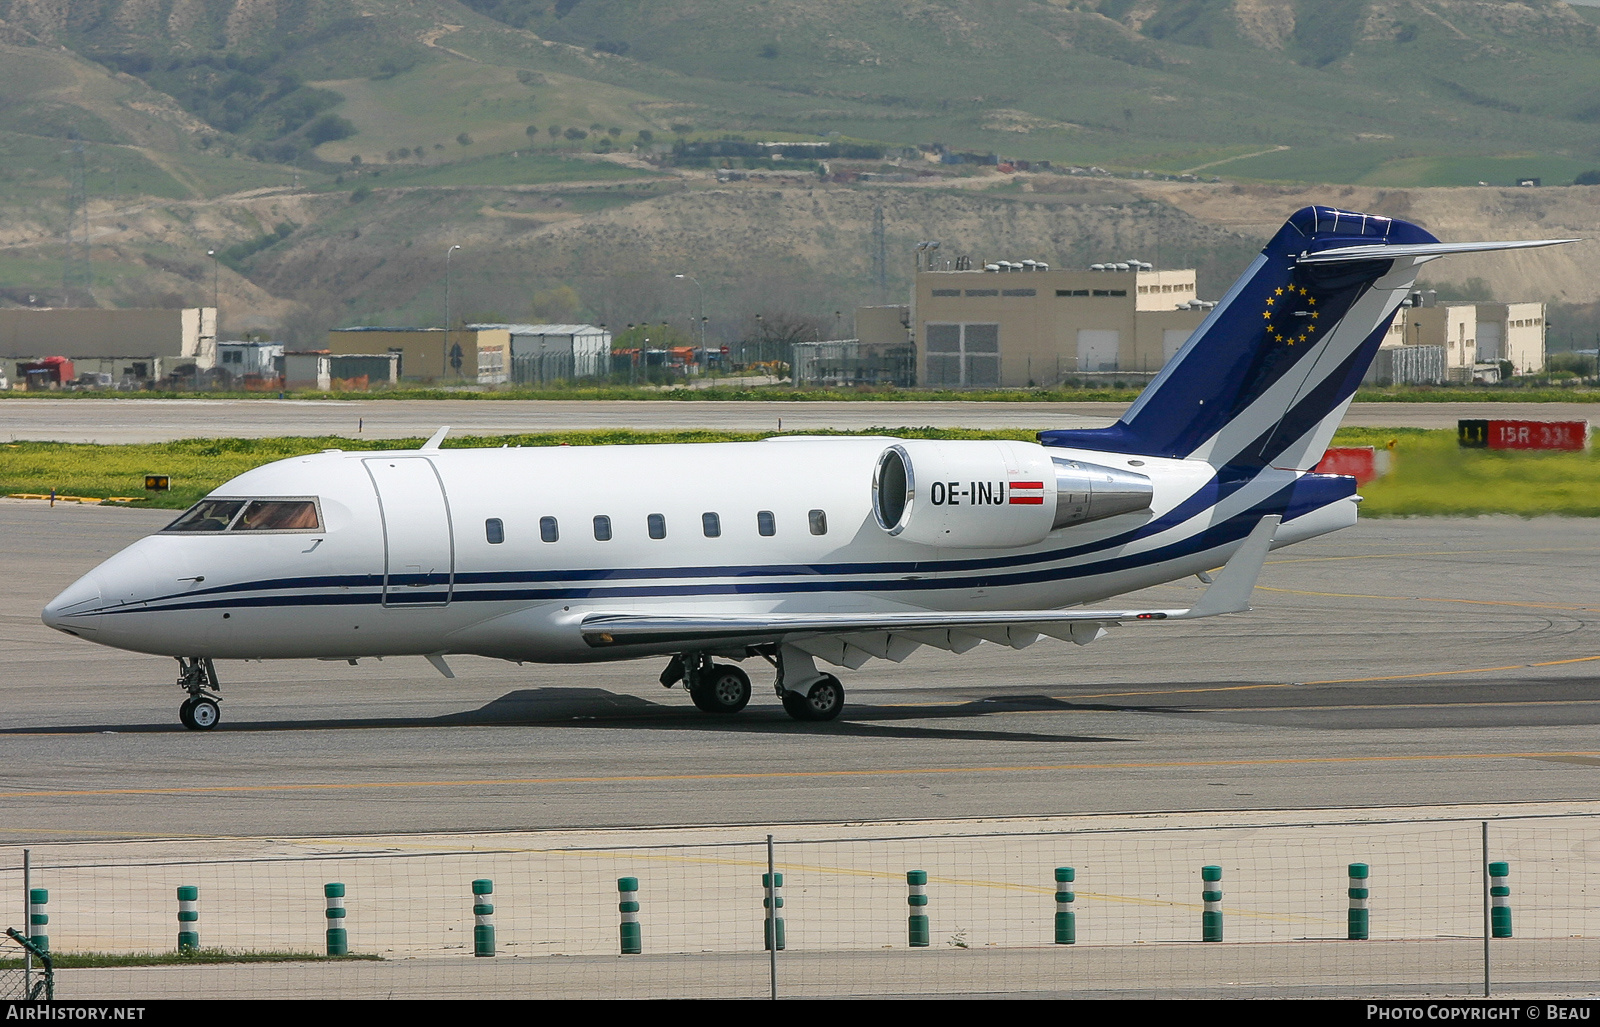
472 879 495 957
177 886 199 953
1201 866 1223 942
324 883 348 956
762 872 785 951
907 870 930 948
27 888 48 954
1054 867 1076 945
1348 863 1370 940
618 877 641 955
1489 862 1512 939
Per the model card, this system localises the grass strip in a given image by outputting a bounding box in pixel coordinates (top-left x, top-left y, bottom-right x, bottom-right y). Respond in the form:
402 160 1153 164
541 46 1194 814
0 949 381 967
3 428 1596 516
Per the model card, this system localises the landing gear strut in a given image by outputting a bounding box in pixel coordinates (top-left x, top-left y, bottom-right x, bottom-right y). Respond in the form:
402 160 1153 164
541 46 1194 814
175 657 221 731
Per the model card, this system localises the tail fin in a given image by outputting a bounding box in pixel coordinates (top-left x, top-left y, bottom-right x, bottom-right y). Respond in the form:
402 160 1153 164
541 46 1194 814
1039 206 1573 471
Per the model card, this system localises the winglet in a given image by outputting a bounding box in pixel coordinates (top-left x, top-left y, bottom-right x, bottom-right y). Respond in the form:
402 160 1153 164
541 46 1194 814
1179 515 1280 618
425 652 455 679
421 426 450 451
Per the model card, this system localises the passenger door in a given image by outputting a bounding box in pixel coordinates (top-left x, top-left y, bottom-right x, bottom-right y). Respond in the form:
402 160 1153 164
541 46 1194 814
364 457 455 607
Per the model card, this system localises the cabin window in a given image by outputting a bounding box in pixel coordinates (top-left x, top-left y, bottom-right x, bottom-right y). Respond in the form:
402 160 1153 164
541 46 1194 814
702 512 721 538
809 509 828 535
163 497 322 533
235 500 321 531
540 516 559 543
757 510 776 537
648 513 667 540
485 518 505 544
165 499 247 532
593 515 612 541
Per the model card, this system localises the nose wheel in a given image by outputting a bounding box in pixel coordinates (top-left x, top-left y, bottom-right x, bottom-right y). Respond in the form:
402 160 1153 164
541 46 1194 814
179 696 220 730
175 656 222 731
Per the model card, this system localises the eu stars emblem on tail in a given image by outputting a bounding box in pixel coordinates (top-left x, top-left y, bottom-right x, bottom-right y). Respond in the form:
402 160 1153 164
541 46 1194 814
1262 284 1318 347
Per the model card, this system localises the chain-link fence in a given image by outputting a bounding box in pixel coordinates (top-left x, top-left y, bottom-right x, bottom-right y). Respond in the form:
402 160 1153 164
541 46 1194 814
6 812 1597 999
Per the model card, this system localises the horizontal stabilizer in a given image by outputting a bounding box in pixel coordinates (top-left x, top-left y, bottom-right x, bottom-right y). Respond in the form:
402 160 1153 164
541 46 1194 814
579 516 1280 649
1297 238 1576 265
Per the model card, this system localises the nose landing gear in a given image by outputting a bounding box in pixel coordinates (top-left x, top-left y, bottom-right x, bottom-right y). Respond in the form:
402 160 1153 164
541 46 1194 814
175 657 221 731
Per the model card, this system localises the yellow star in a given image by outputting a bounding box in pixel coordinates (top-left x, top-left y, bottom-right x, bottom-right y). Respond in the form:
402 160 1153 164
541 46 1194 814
1298 334 1307 344
1274 287 1284 296
1298 286 1309 295
1310 310 1319 319
1307 296 1316 305
1262 311 1271 319
1266 296 1275 306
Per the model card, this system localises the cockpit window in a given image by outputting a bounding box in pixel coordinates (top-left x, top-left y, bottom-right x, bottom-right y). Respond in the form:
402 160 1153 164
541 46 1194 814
234 500 321 531
163 498 322 533
164 500 246 532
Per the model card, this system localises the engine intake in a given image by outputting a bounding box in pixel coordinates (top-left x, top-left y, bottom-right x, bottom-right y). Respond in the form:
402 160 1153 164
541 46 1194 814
872 440 1152 549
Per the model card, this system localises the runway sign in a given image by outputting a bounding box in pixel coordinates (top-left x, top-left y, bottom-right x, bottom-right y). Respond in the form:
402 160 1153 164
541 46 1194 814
1458 419 1590 451
1314 446 1390 484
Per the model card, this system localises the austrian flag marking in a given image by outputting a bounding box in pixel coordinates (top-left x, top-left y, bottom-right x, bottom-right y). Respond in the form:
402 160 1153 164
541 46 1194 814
1009 480 1045 505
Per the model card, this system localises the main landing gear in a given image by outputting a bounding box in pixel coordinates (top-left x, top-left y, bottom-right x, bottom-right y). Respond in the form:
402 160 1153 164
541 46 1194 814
175 656 221 731
660 654 751 714
660 645 845 722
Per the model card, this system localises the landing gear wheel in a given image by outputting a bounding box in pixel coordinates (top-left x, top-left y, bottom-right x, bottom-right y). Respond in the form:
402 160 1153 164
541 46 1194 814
180 696 220 731
803 675 844 721
782 675 845 722
690 664 751 714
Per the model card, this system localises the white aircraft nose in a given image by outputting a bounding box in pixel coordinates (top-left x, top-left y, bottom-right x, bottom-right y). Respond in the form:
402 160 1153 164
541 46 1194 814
43 572 103 633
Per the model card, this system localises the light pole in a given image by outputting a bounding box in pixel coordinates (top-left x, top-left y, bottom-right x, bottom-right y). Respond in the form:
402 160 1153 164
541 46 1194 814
673 273 706 362
205 249 219 388
444 244 461 377
445 244 462 329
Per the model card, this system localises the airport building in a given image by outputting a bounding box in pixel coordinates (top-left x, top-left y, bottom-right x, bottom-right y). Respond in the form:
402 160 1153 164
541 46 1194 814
325 326 510 385
792 338 916 387
0 306 217 387
468 323 611 384
875 260 1212 388
1370 292 1546 384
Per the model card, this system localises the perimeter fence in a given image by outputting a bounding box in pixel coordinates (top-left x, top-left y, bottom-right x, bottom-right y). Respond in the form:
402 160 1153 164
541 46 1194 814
5 812 1598 1000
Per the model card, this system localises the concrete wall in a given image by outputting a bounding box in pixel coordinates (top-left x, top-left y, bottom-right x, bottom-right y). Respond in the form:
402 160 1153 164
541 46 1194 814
854 306 909 348
0 308 216 367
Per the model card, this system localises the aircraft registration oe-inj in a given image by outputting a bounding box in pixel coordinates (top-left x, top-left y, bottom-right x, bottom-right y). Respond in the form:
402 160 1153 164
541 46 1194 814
43 206 1574 730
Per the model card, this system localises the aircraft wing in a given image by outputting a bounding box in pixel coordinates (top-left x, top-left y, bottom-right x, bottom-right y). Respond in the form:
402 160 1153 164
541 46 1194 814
579 516 1279 659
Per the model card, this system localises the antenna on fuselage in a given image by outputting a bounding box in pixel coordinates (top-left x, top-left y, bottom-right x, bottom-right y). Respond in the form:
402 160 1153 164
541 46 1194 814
421 426 450 450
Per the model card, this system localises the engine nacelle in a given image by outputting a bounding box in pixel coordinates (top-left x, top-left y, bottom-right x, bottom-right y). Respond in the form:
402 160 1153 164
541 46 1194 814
872 440 1152 548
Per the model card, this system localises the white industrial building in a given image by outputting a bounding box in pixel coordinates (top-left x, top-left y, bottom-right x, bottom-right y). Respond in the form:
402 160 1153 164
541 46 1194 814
1374 292 1546 384
468 323 612 383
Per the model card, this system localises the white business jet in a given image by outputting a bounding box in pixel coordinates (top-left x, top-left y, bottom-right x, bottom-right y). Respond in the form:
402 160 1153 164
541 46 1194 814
42 206 1572 729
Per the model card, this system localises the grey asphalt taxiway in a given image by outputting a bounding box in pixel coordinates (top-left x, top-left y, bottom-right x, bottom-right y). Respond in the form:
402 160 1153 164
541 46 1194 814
2 397 1595 441
2 500 1597 842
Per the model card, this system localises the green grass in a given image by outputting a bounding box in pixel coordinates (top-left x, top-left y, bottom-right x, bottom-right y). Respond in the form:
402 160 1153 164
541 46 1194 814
1330 428 1600 517
1219 143 1600 188
7 427 1598 516
0 428 1043 509
0 949 379 968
